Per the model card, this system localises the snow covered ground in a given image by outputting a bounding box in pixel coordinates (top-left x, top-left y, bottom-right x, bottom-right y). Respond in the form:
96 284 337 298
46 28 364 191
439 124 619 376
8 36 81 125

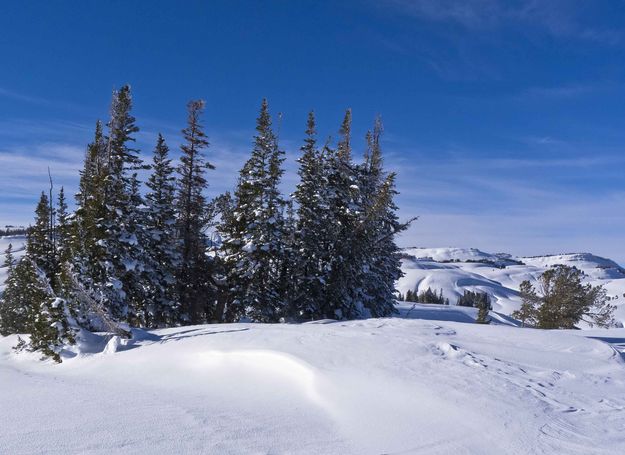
2 316 625 454
2 237 625 453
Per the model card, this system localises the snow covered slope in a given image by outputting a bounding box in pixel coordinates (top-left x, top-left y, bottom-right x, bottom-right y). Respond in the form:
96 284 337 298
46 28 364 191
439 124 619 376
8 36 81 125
398 247 625 327
1 318 624 454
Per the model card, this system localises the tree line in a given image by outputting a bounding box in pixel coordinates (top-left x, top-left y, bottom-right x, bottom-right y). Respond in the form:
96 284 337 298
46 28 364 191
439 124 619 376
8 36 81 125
0 86 409 361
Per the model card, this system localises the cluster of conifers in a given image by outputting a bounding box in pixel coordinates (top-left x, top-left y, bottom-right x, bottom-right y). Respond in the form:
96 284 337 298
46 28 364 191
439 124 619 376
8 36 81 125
0 85 408 361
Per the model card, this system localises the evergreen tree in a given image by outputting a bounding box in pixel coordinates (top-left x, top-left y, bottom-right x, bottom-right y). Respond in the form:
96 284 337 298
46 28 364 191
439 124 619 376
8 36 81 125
220 99 289 322
145 134 180 326
457 290 491 309
291 112 333 319
101 85 148 324
513 281 539 327
27 294 76 363
476 299 491 324
74 121 108 265
0 253 75 362
358 117 406 317
323 109 366 319
406 287 449 305
208 191 236 322
176 100 215 324
55 187 71 262
72 121 110 329
512 265 615 329
0 255 32 335
27 192 55 277
3 243 14 271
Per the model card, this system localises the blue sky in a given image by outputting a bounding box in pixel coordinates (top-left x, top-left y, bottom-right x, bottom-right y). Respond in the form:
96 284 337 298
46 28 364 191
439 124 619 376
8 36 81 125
1 0 625 262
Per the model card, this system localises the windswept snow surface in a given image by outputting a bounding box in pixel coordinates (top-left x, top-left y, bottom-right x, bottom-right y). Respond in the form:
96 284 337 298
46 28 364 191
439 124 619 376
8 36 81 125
2 319 625 454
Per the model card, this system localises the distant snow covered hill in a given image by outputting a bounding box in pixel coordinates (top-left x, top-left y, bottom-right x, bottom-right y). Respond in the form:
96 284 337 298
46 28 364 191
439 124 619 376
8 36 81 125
398 247 625 327
2 319 624 454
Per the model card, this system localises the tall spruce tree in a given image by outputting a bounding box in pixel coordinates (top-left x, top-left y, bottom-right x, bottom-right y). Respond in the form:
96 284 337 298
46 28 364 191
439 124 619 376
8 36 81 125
323 109 366 319
101 85 148 324
75 120 108 259
176 100 215 324
27 192 55 278
3 243 14 271
220 99 290 322
292 112 333 320
55 187 70 262
145 134 180 326
357 118 406 317
72 121 110 329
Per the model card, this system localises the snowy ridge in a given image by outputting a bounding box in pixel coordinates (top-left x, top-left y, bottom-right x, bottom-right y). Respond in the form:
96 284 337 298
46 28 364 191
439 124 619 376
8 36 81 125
519 253 625 279
403 246 520 266
398 247 625 327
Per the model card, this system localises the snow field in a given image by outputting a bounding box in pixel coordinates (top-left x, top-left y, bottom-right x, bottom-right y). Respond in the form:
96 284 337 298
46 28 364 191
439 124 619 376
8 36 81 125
2 318 625 454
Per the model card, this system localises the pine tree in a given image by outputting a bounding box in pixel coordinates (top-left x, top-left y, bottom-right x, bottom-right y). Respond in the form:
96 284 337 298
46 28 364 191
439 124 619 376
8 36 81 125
3 243 14 271
145 134 180 327
357 117 406 317
512 266 615 329
75 121 108 262
72 121 110 329
0 257 45 336
513 281 539 327
176 100 215 324
292 112 334 320
55 187 71 261
323 109 366 320
208 192 236 322
100 85 148 324
27 294 76 362
27 192 55 278
0 252 75 362
220 99 289 322
476 299 491 324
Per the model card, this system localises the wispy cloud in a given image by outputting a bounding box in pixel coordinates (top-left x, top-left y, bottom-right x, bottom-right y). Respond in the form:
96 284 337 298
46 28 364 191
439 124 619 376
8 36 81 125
518 82 614 100
0 87 50 105
383 0 623 44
